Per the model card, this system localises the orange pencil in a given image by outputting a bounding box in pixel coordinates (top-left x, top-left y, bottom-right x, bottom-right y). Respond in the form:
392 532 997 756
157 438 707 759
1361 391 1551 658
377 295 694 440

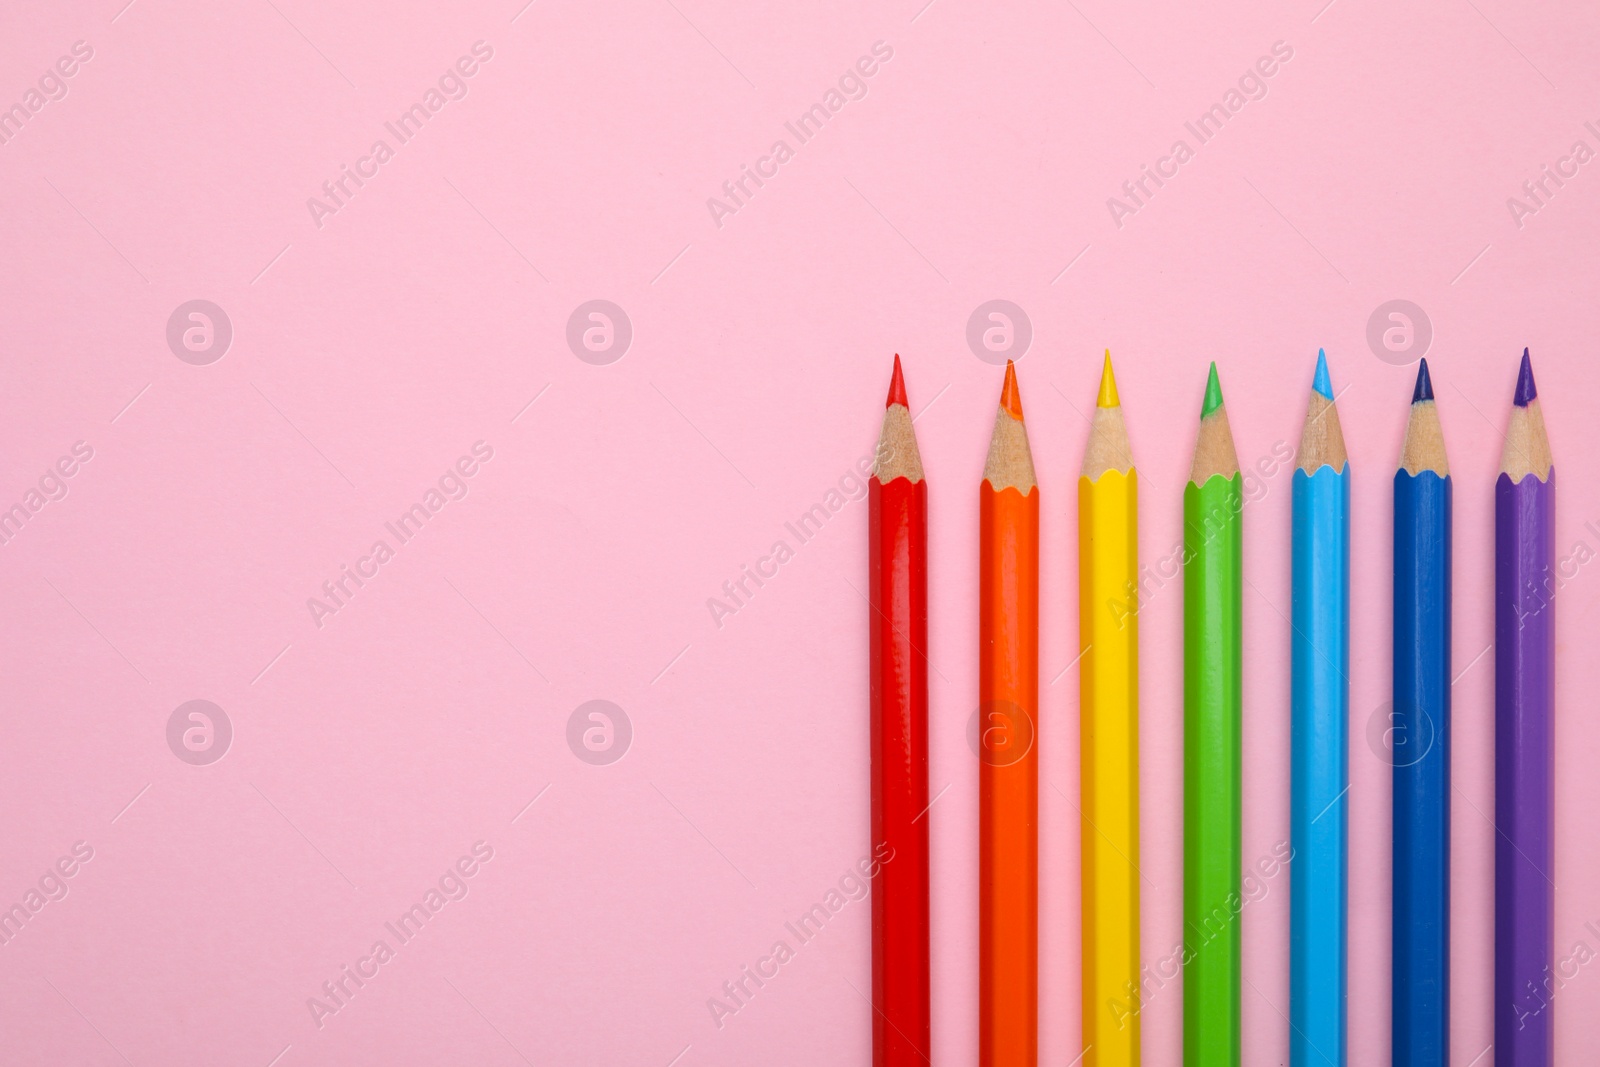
978 360 1040 1067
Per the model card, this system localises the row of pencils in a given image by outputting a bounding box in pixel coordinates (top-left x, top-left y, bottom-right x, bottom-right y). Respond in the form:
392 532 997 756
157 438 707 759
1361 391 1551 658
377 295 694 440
866 349 1557 1066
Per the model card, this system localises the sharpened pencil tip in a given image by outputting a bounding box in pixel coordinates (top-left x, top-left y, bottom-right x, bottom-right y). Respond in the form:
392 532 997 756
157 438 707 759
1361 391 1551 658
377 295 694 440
1412 358 1434 403
1514 348 1537 406
1202 361 1223 416
1097 349 1120 408
886 353 908 408
1000 360 1023 420
1313 349 1333 399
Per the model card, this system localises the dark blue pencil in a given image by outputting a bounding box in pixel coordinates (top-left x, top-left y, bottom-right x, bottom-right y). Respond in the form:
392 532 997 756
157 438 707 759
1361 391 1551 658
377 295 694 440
1392 359 1451 1066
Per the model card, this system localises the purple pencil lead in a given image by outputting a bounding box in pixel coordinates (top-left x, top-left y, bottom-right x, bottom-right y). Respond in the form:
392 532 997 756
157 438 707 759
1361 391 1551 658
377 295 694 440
1514 348 1537 407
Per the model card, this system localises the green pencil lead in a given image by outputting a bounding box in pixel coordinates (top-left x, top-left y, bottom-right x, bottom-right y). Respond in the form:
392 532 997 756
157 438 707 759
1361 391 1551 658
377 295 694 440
1202 362 1224 417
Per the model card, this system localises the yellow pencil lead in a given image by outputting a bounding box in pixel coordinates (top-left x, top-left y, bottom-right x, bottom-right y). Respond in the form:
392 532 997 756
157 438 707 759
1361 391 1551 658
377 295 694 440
1097 350 1120 409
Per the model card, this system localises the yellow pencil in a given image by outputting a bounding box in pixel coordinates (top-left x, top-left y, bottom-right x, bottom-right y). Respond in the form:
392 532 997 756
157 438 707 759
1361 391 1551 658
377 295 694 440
1079 351 1140 1067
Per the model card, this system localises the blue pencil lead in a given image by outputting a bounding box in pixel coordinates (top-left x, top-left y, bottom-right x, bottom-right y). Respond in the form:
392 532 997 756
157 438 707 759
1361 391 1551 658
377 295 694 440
1412 358 1434 403
1313 349 1333 400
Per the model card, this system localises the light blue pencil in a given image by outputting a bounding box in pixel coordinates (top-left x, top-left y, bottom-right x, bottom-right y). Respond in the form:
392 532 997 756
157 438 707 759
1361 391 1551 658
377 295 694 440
1290 350 1350 1066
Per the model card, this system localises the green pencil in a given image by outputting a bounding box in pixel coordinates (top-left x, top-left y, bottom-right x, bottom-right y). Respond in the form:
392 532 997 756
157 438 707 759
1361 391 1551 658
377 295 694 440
1182 363 1243 1065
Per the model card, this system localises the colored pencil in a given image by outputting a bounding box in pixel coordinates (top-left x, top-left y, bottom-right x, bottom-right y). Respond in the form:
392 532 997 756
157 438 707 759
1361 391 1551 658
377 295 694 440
1392 359 1451 1067
1495 349 1555 1065
869 354 931 1067
1290 349 1349 1067
979 360 1039 1067
1183 362 1242 1066
1080 351 1140 1067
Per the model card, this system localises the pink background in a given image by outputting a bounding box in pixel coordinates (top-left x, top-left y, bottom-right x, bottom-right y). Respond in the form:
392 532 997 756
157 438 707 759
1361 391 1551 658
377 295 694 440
1 0 1596 1063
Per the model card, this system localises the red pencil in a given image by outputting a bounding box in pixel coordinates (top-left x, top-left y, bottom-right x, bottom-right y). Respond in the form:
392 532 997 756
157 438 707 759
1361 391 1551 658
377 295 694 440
870 354 931 1066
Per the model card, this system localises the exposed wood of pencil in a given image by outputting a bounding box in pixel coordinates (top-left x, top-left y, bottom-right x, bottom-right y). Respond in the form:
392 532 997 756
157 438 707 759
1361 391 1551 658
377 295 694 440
1190 403 1241 484
1297 390 1348 473
984 410 1036 493
870 354 930 1067
979 360 1040 1067
1082 409 1134 481
876 402 925 483
1399 405 1448 478
1499 400 1552 482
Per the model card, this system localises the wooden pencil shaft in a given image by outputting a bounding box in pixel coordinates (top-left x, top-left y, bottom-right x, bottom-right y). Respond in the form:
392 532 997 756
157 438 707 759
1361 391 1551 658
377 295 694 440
1080 464 1140 1067
1289 462 1350 1066
1183 471 1243 1065
1391 467 1451 1065
979 364 1039 1067
979 480 1039 1067
869 465 931 1067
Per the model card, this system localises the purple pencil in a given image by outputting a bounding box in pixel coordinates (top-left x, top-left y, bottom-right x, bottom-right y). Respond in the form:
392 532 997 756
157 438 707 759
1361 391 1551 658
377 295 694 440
1495 348 1556 1064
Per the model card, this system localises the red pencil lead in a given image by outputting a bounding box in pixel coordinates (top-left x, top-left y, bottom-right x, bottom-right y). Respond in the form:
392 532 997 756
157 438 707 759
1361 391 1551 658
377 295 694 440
1000 360 1024 421
886 353 909 408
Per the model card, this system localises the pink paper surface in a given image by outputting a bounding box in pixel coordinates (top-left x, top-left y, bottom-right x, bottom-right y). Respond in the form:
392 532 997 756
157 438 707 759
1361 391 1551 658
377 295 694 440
1 1 1596 1064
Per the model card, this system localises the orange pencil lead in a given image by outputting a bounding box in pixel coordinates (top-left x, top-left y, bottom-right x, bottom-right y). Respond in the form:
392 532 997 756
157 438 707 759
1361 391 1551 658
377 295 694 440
886 353 909 408
1000 360 1024 421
